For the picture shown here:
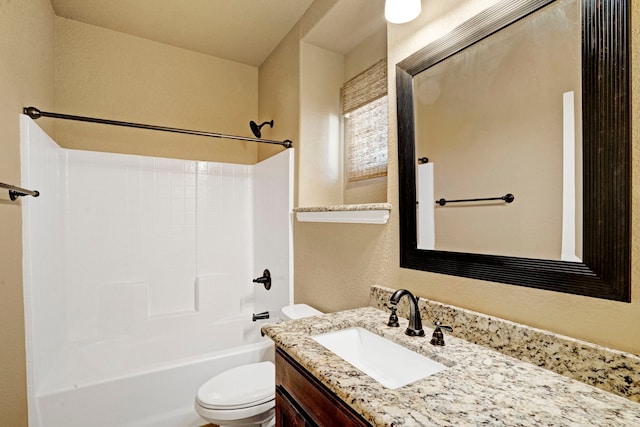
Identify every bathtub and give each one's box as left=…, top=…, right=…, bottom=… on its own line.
left=34, top=315, right=276, bottom=427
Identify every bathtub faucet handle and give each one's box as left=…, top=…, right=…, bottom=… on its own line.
left=253, top=269, right=271, bottom=290
left=252, top=311, right=270, bottom=322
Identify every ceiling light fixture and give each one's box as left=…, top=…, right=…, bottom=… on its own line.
left=385, top=0, right=422, bottom=24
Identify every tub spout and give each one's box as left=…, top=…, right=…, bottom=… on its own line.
left=252, top=311, right=270, bottom=322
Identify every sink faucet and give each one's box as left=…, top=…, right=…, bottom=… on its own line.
left=389, top=289, right=425, bottom=337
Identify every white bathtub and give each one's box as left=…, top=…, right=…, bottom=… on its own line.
left=34, top=316, right=276, bottom=427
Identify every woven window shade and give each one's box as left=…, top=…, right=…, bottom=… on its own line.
left=342, top=58, right=387, bottom=115
left=343, top=58, right=388, bottom=182
left=345, top=96, right=388, bottom=182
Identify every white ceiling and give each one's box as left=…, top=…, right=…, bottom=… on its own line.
left=50, top=0, right=316, bottom=67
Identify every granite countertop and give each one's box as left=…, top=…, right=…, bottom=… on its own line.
left=293, top=203, right=391, bottom=212
left=262, top=307, right=640, bottom=426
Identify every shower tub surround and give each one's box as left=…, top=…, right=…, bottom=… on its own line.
left=20, top=115, right=294, bottom=427
left=262, top=287, right=640, bottom=426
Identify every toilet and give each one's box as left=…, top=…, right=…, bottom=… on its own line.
left=194, top=304, right=322, bottom=426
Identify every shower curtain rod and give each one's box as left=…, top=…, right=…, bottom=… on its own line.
left=0, top=181, right=39, bottom=200
left=23, top=107, right=293, bottom=149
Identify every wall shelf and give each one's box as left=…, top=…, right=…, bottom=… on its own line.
left=294, top=203, right=391, bottom=224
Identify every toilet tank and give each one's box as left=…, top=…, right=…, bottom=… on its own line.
left=281, top=304, right=323, bottom=320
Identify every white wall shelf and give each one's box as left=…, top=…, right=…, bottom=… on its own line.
left=294, top=203, right=391, bottom=224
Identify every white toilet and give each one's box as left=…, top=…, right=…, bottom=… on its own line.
left=194, top=304, right=322, bottom=426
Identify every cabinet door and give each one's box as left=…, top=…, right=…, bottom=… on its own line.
left=276, top=386, right=314, bottom=427
left=275, top=349, right=370, bottom=427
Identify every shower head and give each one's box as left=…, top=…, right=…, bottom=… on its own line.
left=249, top=120, right=274, bottom=138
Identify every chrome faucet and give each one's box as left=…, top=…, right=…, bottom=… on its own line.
left=389, top=289, right=425, bottom=337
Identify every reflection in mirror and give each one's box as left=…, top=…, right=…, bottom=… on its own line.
left=414, top=0, right=582, bottom=261
left=396, top=0, right=630, bottom=301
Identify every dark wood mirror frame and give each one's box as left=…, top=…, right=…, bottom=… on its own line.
left=396, top=0, right=630, bottom=301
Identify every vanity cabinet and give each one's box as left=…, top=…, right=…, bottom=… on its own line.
left=275, top=348, right=371, bottom=427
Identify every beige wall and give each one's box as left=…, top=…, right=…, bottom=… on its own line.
left=292, top=23, right=392, bottom=309
left=0, top=1, right=55, bottom=425
left=256, top=0, right=396, bottom=310
left=344, top=29, right=387, bottom=81
left=55, top=17, right=259, bottom=164
left=299, top=42, right=344, bottom=206
left=257, top=25, right=301, bottom=174
left=294, top=2, right=640, bottom=355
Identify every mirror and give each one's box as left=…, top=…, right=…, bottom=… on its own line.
left=414, top=0, right=581, bottom=261
left=396, top=0, right=630, bottom=301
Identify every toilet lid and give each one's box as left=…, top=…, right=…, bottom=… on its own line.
left=196, top=361, right=275, bottom=410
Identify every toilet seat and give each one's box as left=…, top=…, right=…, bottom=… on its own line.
left=195, top=399, right=275, bottom=424
left=196, top=361, right=275, bottom=410
left=194, top=307, right=323, bottom=425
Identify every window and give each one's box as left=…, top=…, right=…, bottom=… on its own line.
left=342, top=58, right=388, bottom=182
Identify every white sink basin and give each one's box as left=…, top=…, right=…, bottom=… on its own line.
left=312, top=327, right=447, bottom=389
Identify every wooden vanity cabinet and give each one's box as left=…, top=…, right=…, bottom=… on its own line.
left=275, top=348, right=371, bottom=427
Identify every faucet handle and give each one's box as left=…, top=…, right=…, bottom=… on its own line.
left=252, top=269, right=271, bottom=290
left=430, top=321, right=453, bottom=346
left=433, top=320, right=452, bottom=332
left=386, top=304, right=400, bottom=327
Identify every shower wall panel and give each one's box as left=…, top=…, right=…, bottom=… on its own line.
left=62, top=152, right=253, bottom=342
left=253, top=149, right=294, bottom=314
left=20, top=115, right=68, bottom=417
